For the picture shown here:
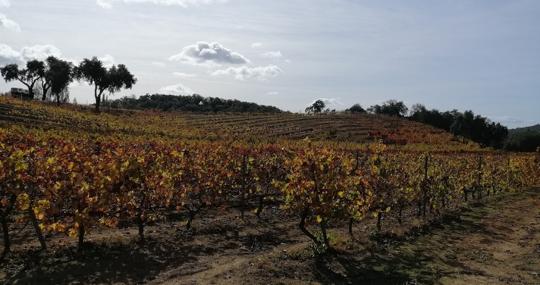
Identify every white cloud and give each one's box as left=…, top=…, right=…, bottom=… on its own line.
left=21, top=45, right=62, bottom=61
left=97, top=0, right=228, bottom=9
left=173, top=72, right=197, bottom=78
left=0, top=44, right=120, bottom=72
left=0, top=44, right=64, bottom=66
left=0, top=0, right=9, bottom=8
left=251, top=42, right=262, bottom=48
left=266, top=91, right=279, bottom=95
left=308, top=98, right=343, bottom=109
left=169, top=41, right=249, bottom=66
left=96, top=0, right=113, bottom=8
left=159, top=83, right=194, bottom=95
left=0, top=44, right=22, bottom=65
left=69, top=81, right=89, bottom=88
left=261, top=51, right=282, bottom=59
left=212, top=65, right=282, bottom=81
left=99, top=54, right=115, bottom=68
left=0, top=14, right=20, bottom=32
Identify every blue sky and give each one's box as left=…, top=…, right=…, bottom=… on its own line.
left=0, top=0, right=539, bottom=127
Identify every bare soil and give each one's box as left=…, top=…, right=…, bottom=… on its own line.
left=1, top=189, right=539, bottom=285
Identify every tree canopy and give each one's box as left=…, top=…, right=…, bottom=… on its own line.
left=46, top=57, right=74, bottom=104
left=368, top=100, right=408, bottom=117
left=107, top=94, right=282, bottom=113
left=74, top=57, right=136, bottom=112
left=305, top=100, right=326, bottom=114
left=345, top=104, right=366, bottom=114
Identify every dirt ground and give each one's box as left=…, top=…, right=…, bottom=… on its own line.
left=1, top=189, right=539, bottom=285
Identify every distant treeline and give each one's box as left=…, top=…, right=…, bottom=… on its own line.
left=408, top=104, right=508, bottom=149
left=108, top=94, right=282, bottom=113
left=340, top=100, right=538, bottom=152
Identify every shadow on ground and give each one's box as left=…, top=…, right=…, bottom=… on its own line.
left=310, top=202, right=506, bottom=285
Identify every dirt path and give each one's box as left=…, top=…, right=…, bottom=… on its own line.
left=153, top=190, right=540, bottom=285
left=1, top=190, right=539, bottom=284
left=434, top=191, right=540, bottom=284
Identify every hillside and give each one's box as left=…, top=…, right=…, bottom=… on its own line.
left=0, top=96, right=479, bottom=150
left=506, top=124, right=540, bottom=152
left=509, top=124, right=540, bottom=135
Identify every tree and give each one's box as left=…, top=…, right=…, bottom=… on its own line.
left=46, top=57, right=74, bottom=104
left=346, top=104, right=366, bottom=114
left=74, top=57, right=136, bottom=112
left=368, top=100, right=408, bottom=117
left=1, top=60, right=45, bottom=100
left=410, top=105, right=508, bottom=148
left=305, top=100, right=326, bottom=114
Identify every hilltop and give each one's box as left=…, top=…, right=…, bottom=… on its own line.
left=509, top=124, right=540, bottom=135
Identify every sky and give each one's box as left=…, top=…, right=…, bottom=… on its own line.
left=0, top=0, right=539, bottom=128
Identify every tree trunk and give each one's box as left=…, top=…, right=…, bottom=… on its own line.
left=95, top=96, right=101, bottom=112
left=255, top=195, right=264, bottom=219
left=348, top=218, right=354, bottom=240
left=376, top=212, right=383, bottom=232
left=239, top=155, right=247, bottom=219
left=41, top=86, right=49, bottom=101
left=137, top=202, right=145, bottom=243
left=398, top=205, right=403, bottom=225
left=299, top=208, right=320, bottom=247
left=422, top=198, right=427, bottom=218
left=186, top=208, right=197, bottom=231
left=26, top=81, right=36, bottom=100
left=94, top=86, right=102, bottom=112
left=477, top=156, right=483, bottom=200
left=78, top=223, right=85, bottom=253
left=28, top=207, right=47, bottom=251
left=319, top=221, right=329, bottom=249
left=137, top=217, right=145, bottom=244
left=0, top=194, right=15, bottom=260
left=442, top=195, right=447, bottom=209
left=1, top=217, right=10, bottom=260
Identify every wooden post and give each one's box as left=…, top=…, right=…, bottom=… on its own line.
left=477, top=156, right=483, bottom=200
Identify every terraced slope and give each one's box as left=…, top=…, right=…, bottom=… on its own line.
left=0, top=96, right=476, bottom=149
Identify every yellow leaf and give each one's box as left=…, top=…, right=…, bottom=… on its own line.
left=68, top=228, right=78, bottom=238
left=36, top=212, right=45, bottom=220
left=316, top=215, right=323, bottom=224
left=16, top=193, right=30, bottom=210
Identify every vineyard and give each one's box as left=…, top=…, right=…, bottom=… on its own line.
left=0, top=97, right=539, bottom=284
left=0, top=96, right=480, bottom=150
